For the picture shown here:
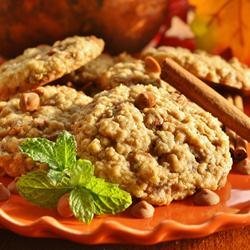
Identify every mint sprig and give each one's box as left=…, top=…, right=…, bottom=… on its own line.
left=20, top=138, right=58, bottom=169
left=20, top=131, right=77, bottom=172
left=70, top=159, right=94, bottom=186
left=70, top=188, right=95, bottom=223
left=16, top=170, right=72, bottom=208
left=54, top=131, right=77, bottom=170
left=17, top=131, right=132, bottom=223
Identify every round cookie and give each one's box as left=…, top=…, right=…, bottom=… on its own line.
left=68, top=53, right=115, bottom=86
left=99, top=58, right=161, bottom=90
left=0, top=36, right=104, bottom=100
left=142, top=46, right=250, bottom=91
left=67, top=52, right=157, bottom=91
left=73, top=84, right=232, bottom=205
left=0, top=85, right=92, bottom=177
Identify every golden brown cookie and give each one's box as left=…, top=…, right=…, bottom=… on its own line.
left=67, top=53, right=115, bottom=87
left=142, top=46, right=250, bottom=94
left=0, top=85, right=92, bottom=177
left=67, top=53, right=137, bottom=88
left=99, top=57, right=161, bottom=90
left=0, top=36, right=104, bottom=100
left=73, top=84, right=232, bottom=205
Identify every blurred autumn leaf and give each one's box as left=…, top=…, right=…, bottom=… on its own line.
left=155, top=0, right=195, bottom=50
left=190, top=0, right=250, bottom=65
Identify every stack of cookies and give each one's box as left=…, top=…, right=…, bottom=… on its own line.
left=0, top=36, right=249, bottom=206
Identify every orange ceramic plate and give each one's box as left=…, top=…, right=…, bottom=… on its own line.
left=0, top=103, right=250, bottom=245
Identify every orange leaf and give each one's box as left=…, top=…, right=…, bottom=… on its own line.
left=190, top=0, right=250, bottom=65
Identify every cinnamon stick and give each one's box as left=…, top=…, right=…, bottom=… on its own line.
left=233, top=95, right=248, bottom=161
left=225, top=95, right=236, bottom=156
left=224, top=95, right=248, bottom=161
left=226, top=128, right=237, bottom=156
left=161, top=58, right=250, bottom=142
left=234, top=95, right=244, bottom=110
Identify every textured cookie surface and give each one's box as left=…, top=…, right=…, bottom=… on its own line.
left=99, top=58, right=160, bottom=90
left=68, top=53, right=115, bottom=86
left=0, top=85, right=92, bottom=177
left=0, top=36, right=104, bottom=100
left=73, top=84, right=232, bottom=205
left=142, top=46, right=250, bottom=91
left=68, top=53, right=161, bottom=91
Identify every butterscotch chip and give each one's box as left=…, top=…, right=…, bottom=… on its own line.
left=73, top=84, right=232, bottom=205
left=193, top=189, right=220, bottom=206
left=130, top=200, right=155, bottom=218
left=135, top=92, right=156, bottom=109
left=20, top=92, right=40, bottom=112
left=142, top=46, right=250, bottom=91
left=0, top=85, right=92, bottom=177
left=57, top=193, right=73, bottom=218
left=0, top=36, right=104, bottom=100
left=144, top=56, right=161, bottom=74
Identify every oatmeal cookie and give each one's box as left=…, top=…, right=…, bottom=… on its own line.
left=142, top=46, right=250, bottom=92
left=0, top=85, right=92, bottom=177
left=67, top=52, right=161, bottom=92
left=73, top=84, right=232, bottom=205
left=0, top=36, right=104, bottom=100
left=67, top=52, right=143, bottom=89
left=69, top=53, right=115, bottom=86
left=99, top=57, right=161, bottom=90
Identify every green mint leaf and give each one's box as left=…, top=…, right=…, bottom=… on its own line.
left=16, top=170, right=72, bottom=208
left=47, top=170, right=67, bottom=185
left=69, top=188, right=95, bottom=224
left=70, top=159, right=94, bottom=186
left=85, top=177, right=132, bottom=215
left=20, top=131, right=78, bottom=183
left=20, top=138, right=58, bottom=170
left=54, top=131, right=77, bottom=171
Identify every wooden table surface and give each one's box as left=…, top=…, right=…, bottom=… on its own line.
left=0, top=227, right=249, bottom=250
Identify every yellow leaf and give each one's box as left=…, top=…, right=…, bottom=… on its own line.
left=190, top=0, right=250, bottom=64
